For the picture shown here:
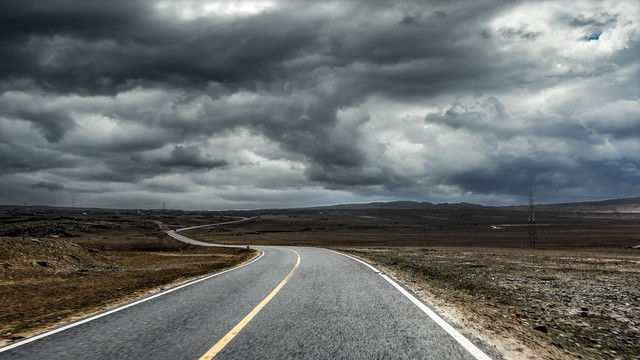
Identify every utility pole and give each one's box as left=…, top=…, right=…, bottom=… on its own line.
left=527, top=188, right=538, bottom=249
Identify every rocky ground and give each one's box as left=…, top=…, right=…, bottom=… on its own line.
left=349, top=248, right=640, bottom=360
left=2, top=204, right=639, bottom=359
left=178, top=209, right=640, bottom=359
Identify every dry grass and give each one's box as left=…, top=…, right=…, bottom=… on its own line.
left=182, top=214, right=640, bottom=359
left=0, top=215, right=258, bottom=346
left=347, top=247, right=640, bottom=360
left=2, top=207, right=639, bottom=359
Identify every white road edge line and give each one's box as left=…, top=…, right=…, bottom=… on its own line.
left=0, top=249, right=265, bottom=353
left=328, top=249, right=381, bottom=273
left=331, top=250, right=492, bottom=360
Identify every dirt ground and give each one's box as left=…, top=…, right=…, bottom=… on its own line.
left=180, top=208, right=640, bottom=360
left=1, top=203, right=639, bottom=359
left=0, top=214, right=257, bottom=347
left=348, top=247, right=640, bottom=360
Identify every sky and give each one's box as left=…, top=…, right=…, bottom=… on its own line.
left=0, top=0, right=639, bottom=210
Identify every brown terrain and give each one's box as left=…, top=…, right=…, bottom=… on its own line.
left=180, top=199, right=640, bottom=360
left=1, top=198, right=639, bottom=359
left=0, top=211, right=257, bottom=347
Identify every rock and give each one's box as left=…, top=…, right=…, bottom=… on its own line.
left=534, top=325, right=548, bottom=333
left=36, top=261, right=56, bottom=269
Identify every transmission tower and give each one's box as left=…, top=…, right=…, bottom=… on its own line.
left=527, top=188, right=538, bottom=249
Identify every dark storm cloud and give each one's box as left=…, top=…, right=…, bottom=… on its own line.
left=0, top=0, right=638, bottom=208
left=0, top=146, right=75, bottom=173
left=0, top=0, right=317, bottom=95
left=0, top=127, right=78, bottom=173
left=161, top=145, right=227, bottom=169
left=0, top=0, right=515, bottom=98
left=0, top=100, right=76, bottom=142
left=448, top=155, right=640, bottom=199
left=72, top=145, right=227, bottom=184
left=31, top=181, right=65, bottom=192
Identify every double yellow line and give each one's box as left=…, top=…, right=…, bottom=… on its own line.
left=199, top=249, right=301, bottom=359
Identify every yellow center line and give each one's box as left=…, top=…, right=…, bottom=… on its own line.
left=198, top=249, right=301, bottom=360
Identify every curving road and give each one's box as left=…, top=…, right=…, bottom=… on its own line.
left=0, top=224, right=493, bottom=359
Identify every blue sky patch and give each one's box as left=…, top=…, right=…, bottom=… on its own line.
left=584, top=31, right=602, bottom=41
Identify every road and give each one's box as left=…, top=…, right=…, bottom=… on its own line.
left=0, top=227, right=493, bottom=359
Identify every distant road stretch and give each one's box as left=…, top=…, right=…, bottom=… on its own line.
left=0, top=221, right=492, bottom=360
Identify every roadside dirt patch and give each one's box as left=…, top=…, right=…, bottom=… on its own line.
left=0, top=236, right=258, bottom=347
left=0, top=236, right=106, bottom=282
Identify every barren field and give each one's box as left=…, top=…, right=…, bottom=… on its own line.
left=0, top=212, right=257, bottom=346
left=1, top=201, right=639, bottom=359
left=180, top=204, right=640, bottom=360
left=349, top=248, right=640, bottom=360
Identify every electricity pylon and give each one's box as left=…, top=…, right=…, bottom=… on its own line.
left=527, top=188, right=538, bottom=249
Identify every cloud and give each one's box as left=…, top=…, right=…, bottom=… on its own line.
left=0, top=91, right=76, bottom=142
left=31, top=181, right=65, bottom=192
left=161, top=145, right=227, bottom=169
left=580, top=99, right=640, bottom=138
left=0, top=0, right=638, bottom=209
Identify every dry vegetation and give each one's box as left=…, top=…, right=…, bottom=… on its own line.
left=1, top=201, right=639, bottom=359
left=348, top=248, right=640, bottom=360
left=180, top=204, right=640, bottom=360
left=0, top=212, right=257, bottom=346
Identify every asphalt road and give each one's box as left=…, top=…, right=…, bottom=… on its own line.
left=1, top=232, right=493, bottom=359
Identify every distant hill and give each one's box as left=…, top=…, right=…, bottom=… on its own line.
left=309, top=197, right=640, bottom=213
left=310, top=201, right=435, bottom=210
left=507, top=197, right=640, bottom=213
left=307, top=201, right=486, bottom=210
left=2, top=197, right=638, bottom=214
left=534, top=197, right=640, bottom=213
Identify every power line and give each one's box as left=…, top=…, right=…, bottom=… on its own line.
left=536, top=195, right=634, bottom=199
